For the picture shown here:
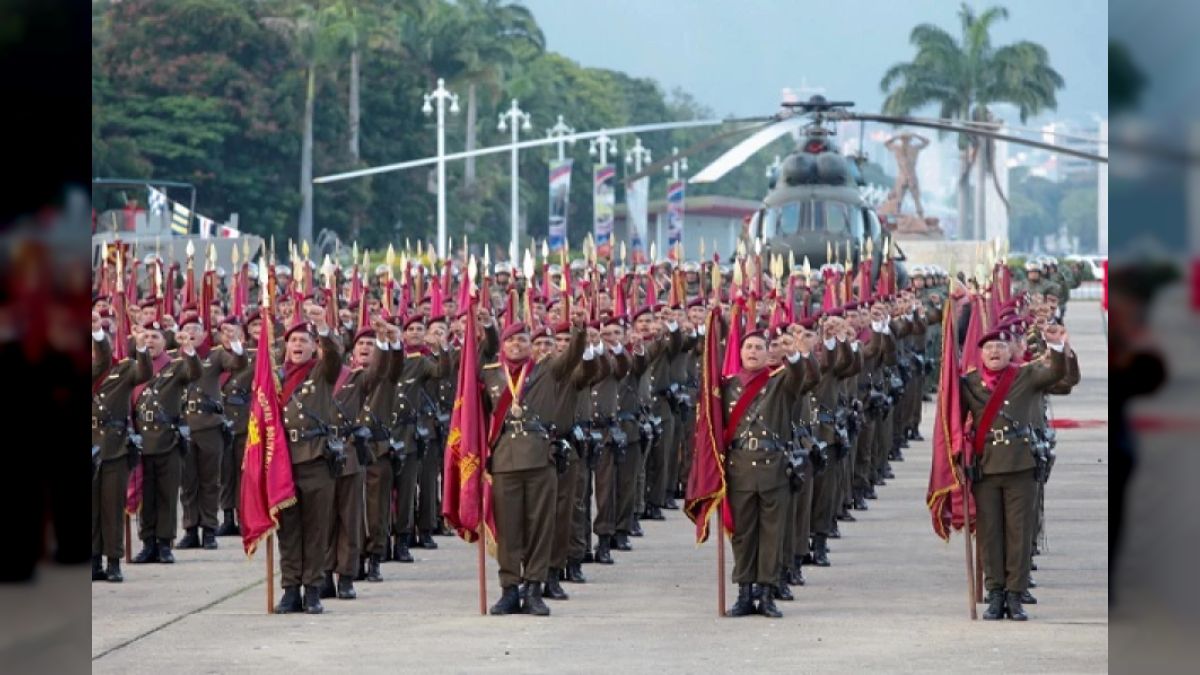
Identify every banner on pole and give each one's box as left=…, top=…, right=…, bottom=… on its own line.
left=627, top=177, right=650, bottom=264
left=667, top=180, right=685, bottom=258
left=593, top=164, right=615, bottom=259
left=171, top=201, right=191, bottom=235
left=547, top=159, right=573, bottom=253
left=198, top=216, right=214, bottom=239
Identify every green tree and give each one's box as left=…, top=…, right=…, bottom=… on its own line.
left=1059, top=186, right=1098, bottom=252
left=880, top=3, right=1064, bottom=239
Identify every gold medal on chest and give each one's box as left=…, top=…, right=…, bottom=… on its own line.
left=510, top=403, right=524, bottom=419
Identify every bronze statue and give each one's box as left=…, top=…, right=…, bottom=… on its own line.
left=884, top=132, right=929, bottom=218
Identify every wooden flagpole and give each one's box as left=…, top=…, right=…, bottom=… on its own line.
left=960, top=468, right=978, bottom=619
left=716, top=504, right=727, bottom=617
left=975, top=536, right=984, bottom=603
left=266, top=534, right=275, bottom=613
left=477, top=532, right=487, bottom=615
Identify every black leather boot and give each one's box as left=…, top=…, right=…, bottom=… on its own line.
left=1006, top=591, right=1028, bottom=620
left=394, top=534, right=414, bottom=563
left=811, top=535, right=831, bottom=567
left=910, top=429, right=924, bottom=442
left=489, top=585, right=522, bottom=615
left=1019, top=589, right=1038, bottom=605
left=649, top=505, right=665, bottom=521
left=852, top=489, right=869, bottom=511
left=544, top=569, right=569, bottom=600
left=202, top=528, right=218, bottom=550
left=336, top=575, right=357, bottom=600
left=982, top=589, right=1006, bottom=620
left=303, top=585, right=324, bottom=614
left=355, top=557, right=367, bottom=581
left=523, top=582, right=551, bottom=616
left=630, top=518, right=644, bottom=537
left=829, top=523, right=841, bottom=539
left=1028, top=576, right=1038, bottom=588
left=319, top=572, right=336, bottom=599
left=177, top=527, right=200, bottom=549
left=865, top=484, right=879, bottom=499
left=156, top=538, right=175, bottom=563
left=216, top=510, right=239, bottom=536
left=366, top=554, right=383, bottom=582
left=132, top=539, right=158, bottom=564
left=594, top=537, right=614, bottom=564
left=882, top=465, right=896, bottom=479
left=837, top=505, right=856, bottom=522
left=420, top=532, right=438, bottom=549
left=728, top=583, right=755, bottom=617
left=792, top=565, right=805, bottom=586
left=758, top=585, right=783, bottom=618
left=662, top=498, right=679, bottom=510
left=775, top=571, right=794, bottom=601
left=566, top=560, right=587, bottom=583
left=92, top=555, right=106, bottom=581
left=582, top=550, right=594, bottom=564
left=105, top=557, right=124, bottom=583
left=614, top=532, right=632, bottom=551
left=274, top=586, right=302, bottom=613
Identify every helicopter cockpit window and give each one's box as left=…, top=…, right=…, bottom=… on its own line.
left=819, top=200, right=853, bottom=235
left=777, top=202, right=802, bottom=235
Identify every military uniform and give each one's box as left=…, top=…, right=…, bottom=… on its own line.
left=807, top=337, right=852, bottom=565
left=357, top=338, right=404, bottom=580
left=132, top=345, right=202, bottom=561
left=219, top=345, right=257, bottom=535
left=961, top=344, right=1067, bottom=619
left=586, top=345, right=631, bottom=562
left=180, top=340, right=246, bottom=548
left=91, top=332, right=152, bottom=579
left=639, top=325, right=683, bottom=517
left=277, top=329, right=343, bottom=613
left=481, top=326, right=594, bottom=615
left=724, top=352, right=815, bottom=617
left=323, top=337, right=391, bottom=599
left=614, top=343, right=650, bottom=545
left=388, top=346, right=449, bottom=562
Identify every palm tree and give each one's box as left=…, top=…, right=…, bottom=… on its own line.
left=880, top=3, right=1064, bottom=239
left=262, top=0, right=355, bottom=246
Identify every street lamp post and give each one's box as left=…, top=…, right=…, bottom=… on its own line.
left=588, top=131, right=618, bottom=166
left=547, top=115, right=575, bottom=161
left=498, top=99, right=532, bottom=263
left=423, top=78, right=459, bottom=258
left=663, top=147, right=689, bottom=257
left=665, top=146, right=689, bottom=182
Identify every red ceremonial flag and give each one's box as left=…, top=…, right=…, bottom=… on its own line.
left=926, top=300, right=973, bottom=539
left=442, top=296, right=497, bottom=548
left=721, top=300, right=743, bottom=378
left=960, top=295, right=985, bottom=375
left=684, top=307, right=727, bottom=543
left=238, top=308, right=297, bottom=556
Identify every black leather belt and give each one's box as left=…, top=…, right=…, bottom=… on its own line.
left=225, top=392, right=249, bottom=406
left=288, top=427, right=331, bottom=443
left=981, top=427, right=1026, bottom=446
left=731, top=437, right=783, bottom=452
left=91, top=417, right=127, bottom=431
left=186, top=398, right=224, bottom=415
left=816, top=411, right=836, bottom=425
left=504, top=420, right=549, bottom=435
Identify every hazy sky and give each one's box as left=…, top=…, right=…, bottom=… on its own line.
left=520, top=0, right=1108, bottom=126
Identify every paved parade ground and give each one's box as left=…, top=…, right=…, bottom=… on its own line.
left=91, top=304, right=1108, bottom=674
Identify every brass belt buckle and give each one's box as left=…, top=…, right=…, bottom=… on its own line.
left=748, top=437, right=759, bottom=451
left=91, top=417, right=99, bottom=429
left=289, top=429, right=299, bottom=443
left=143, top=411, right=154, bottom=423
left=991, top=428, right=1005, bottom=444
left=187, top=401, right=198, bottom=413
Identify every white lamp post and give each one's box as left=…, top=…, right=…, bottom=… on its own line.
left=498, top=99, right=532, bottom=263
left=665, top=146, right=689, bottom=181
left=422, top=78, right=459, bottom=258
left=547, top=115, right=575, bottom=161
left=588, top=131, right=617, bottom=165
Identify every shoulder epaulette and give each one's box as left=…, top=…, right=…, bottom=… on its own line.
left=483, top=362, right=502, bottom=370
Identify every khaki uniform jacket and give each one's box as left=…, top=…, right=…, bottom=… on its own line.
left=92, top=335, right=153, bottom=460
left=184, top=343, right=247, bottom=433
left=134, top=348, right=203, bottom=455
left=282, top=332, right=345, bottom=465
left=723, top=356, right=818, bottom=493
left=481, top=327, right=594, bottom=473
left=961, top=348, right=1067, bottom=476
left=222, top=346, right=257, bottom=435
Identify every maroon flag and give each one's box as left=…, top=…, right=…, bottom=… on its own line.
left=926, top=300, right=973, bottom=539
left=442, top=295, right=496, bottom=548
left=239, top=307, right=297, bottom=556
left=684, top=307, right=727, bottom=544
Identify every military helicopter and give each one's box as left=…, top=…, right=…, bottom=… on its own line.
left=622, top=94, right=1109, bottom=287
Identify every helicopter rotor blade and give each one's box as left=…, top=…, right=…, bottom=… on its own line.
left=689, top=116, right=809, bottom=184
left=621, top=119, right=776, bottom=185
left=843, top=113, right=1108, bottom=163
